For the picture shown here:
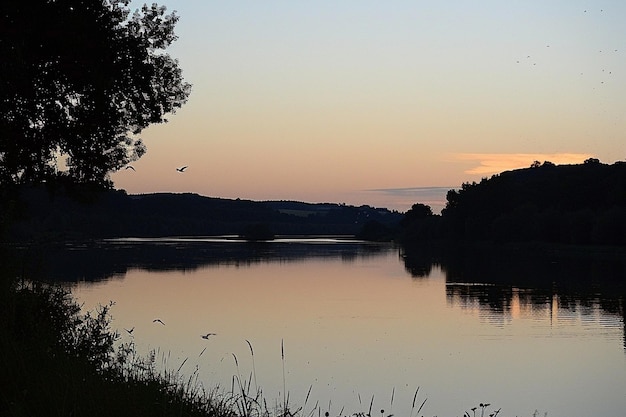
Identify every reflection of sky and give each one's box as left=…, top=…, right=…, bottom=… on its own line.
left=71, top=246, right=626, bottom=417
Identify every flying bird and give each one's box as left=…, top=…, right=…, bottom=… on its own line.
left=125, top=327, right=135, bottom=334
left=125, top=165, right=135, bottom=171
left=176, top=166, right=188, bottom=172
left=201, top=333, right=217, bottom=339
left=153, top=319, right=165, bottom=325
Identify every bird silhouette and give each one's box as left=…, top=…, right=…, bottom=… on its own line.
left=125, top=327, right=135, bottom=334
left=153, top=319, right=165, bottom=325
left=176, top=166, right=188, bottom=172
left=201, top=333, right=217, bottom=339
left=125, top=165, right=135, bottom=171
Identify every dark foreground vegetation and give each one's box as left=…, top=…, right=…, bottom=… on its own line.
left=0, top=253, right=218, bottom=417
left=2, top=248, right=340, bottom=417
left=2, top=247, right=512, bottom=417
left=398, top=159, right=626, bottom=246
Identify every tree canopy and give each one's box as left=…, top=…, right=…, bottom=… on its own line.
left=0, top=0, right=191, bottom=188
left=398, top=161, right=626, bottom=246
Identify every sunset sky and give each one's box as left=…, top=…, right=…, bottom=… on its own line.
left=112, top=1, right=626, bottom=212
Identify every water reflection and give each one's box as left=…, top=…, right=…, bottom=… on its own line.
left=15, top=239, right=626, bottom=349
left=17, top=237, right=393, bottom=283
left=401, top=243, right=626, bottom=350
left=11, top=238, right=625, bottom=416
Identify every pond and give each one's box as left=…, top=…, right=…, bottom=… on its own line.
left=35, top=238, right=626, bottom=417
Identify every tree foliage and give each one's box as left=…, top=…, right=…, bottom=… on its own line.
left=401, top=202, right=433, bottom=223
left=0, top=0, right=191, bottom=187
left=400, top=161, right=626, bottom=246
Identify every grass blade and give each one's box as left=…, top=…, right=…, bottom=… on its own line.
left=416, top=398, right=427, bottom=415
left=176, top=357, right=188, bottom=373
left=410, top=387, right=420, bottom=417
left=304, top=384, right=312, bottom=408
left=281, top=339, right=287, bottom=415
left=246, top=339, right=258, bottom=391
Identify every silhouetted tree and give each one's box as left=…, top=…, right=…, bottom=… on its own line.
left=401, top=203, right=433, bottom=223
left=397, top=203, right=442, bottom=242
left=427, top=161, right=626, bottom=245
left=356, top=220, right=394, bottom=241
left=0, top=0, right=191, bottom=188
left=240, top=223, right=275, bottom=241
left=592, top=207, right=626, bottom=245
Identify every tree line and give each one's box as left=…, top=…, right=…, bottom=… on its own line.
left=398, top=159, right=626, bottom=246
left=1, top=187, right=403, bottom=241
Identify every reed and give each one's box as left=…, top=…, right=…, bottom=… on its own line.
left=281, top=338, right=288, bottom=417
left=463, top=403, right=502, bottom=417
left=1, top=272, right=524, bottom=417
left=246, top=339, right=258, bottom=391
left=0, top=279, right=232, bottom=416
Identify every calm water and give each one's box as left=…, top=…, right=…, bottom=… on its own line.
left=40, top=238, right=625, bottom=417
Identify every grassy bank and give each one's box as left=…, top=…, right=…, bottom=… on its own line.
left=0, top=278, right=234, bottom=417
left=1, top=249, right=512, bottom=417
left=0, top=241, right=252, bottom=417
left=0, top=265, right=357, bottom=417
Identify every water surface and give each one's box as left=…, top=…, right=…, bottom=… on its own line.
left=49, top=238, right=625, bottom=417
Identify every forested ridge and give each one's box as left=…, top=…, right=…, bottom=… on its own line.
left=399, top=160, right=626, bottom=246
left=2, top=160, right=625, bottom=245
left=0, top=185, right=402, bottom=241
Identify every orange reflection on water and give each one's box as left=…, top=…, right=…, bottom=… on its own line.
left=72, top=246, right=626, bottom=417
left=74, top=251, right=454, bottom=413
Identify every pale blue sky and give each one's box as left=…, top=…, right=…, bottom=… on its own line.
left=114, top=1, right=626, bottom=211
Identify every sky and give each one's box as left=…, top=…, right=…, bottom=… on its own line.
left=111, top=1, right=626, bottom=212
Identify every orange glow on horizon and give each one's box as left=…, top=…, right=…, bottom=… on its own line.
left=449, top=152, right=595, bottom=176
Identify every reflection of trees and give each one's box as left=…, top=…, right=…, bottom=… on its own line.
left=447, top=284, right=625, bottom=350
left=398, top=244, right=441, bottom=278
left=10, top=240, right=394, bottom=283
left=401, top=243, right=626, bottom=345
left=446, top=284, right=623, bottom=324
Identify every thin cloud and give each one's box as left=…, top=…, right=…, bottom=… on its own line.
left=364, top=186, right=455, bottom=213
left=450, top=153, right=594, bottom=175
left=367, top=186, right=455, bottom=196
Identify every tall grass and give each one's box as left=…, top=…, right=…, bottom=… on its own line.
left=0, top=274, right=237, bottom=417
left=0, top=254, right=515, bottom=417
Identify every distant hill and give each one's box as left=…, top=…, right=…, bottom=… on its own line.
left=399, top=160, right=626, bottom=246
left=5, top=160, right=623, bottom=245
left=0, top=187, right=403, bottom=242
